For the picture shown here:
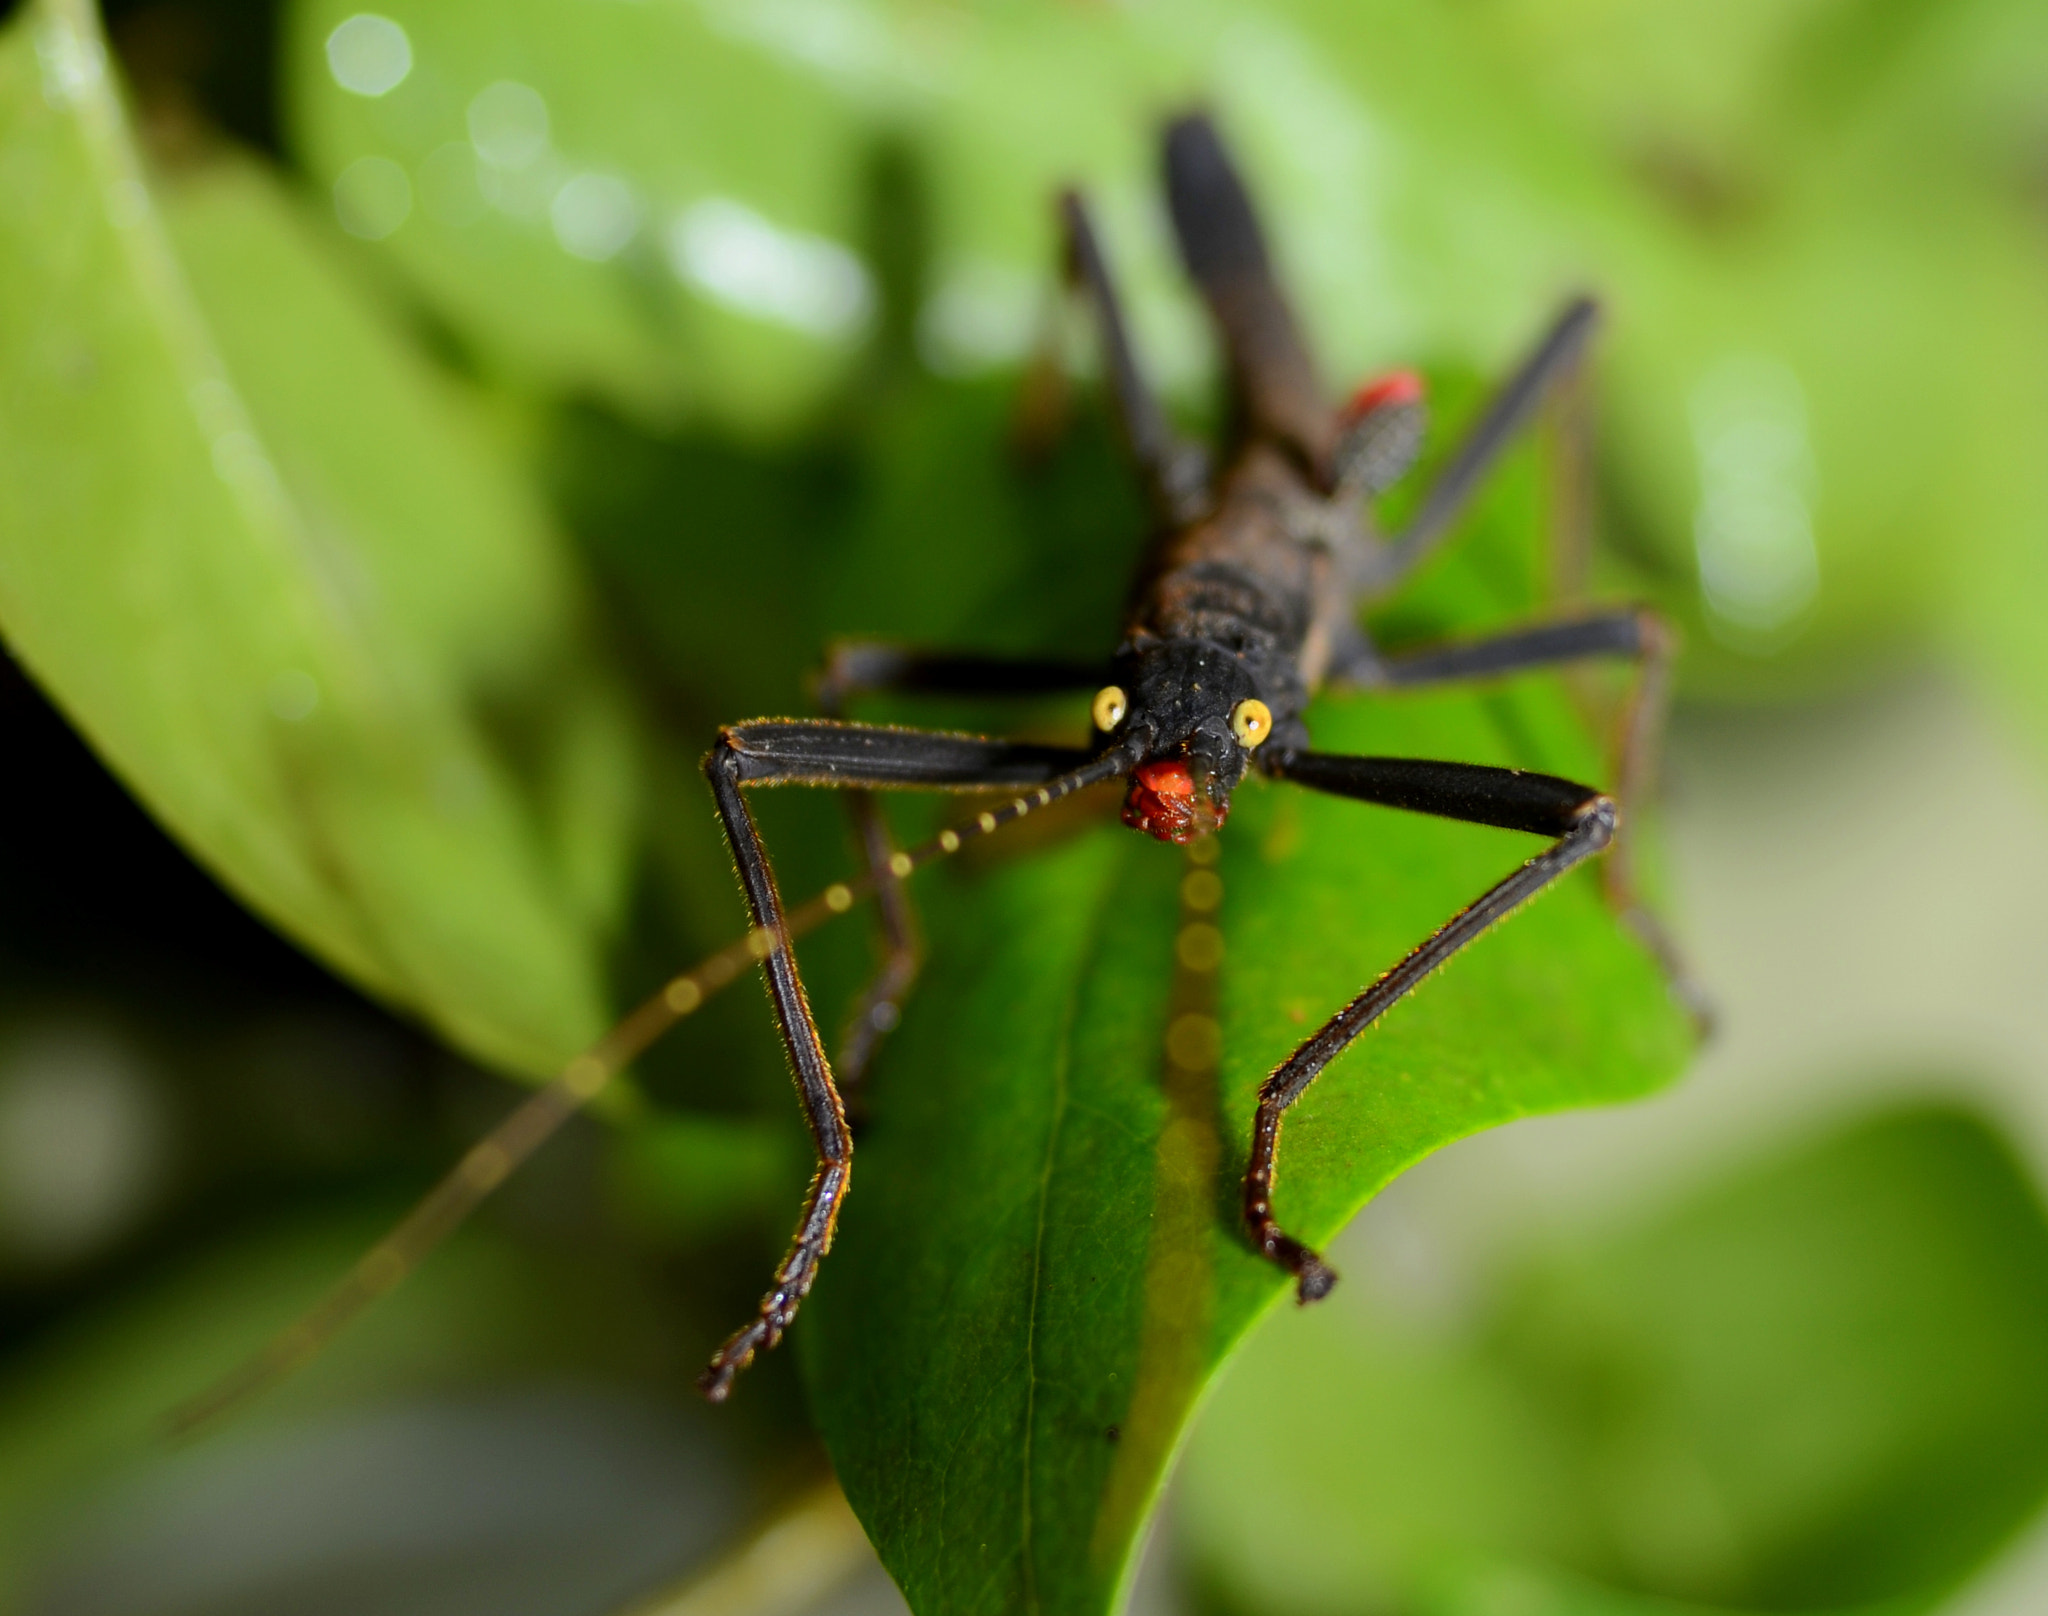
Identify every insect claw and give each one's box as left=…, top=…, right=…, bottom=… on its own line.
left=698, top=1364, right=738, bottom=1404
left=699, top=1328, right=762, bottom=1403
left=1294, top=1254, right=1338, bottom=1304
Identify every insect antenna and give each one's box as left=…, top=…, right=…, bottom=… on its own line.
left=165, top=873, right=883, bottom=1438
left=165, top=754, right=1130, bottom=1438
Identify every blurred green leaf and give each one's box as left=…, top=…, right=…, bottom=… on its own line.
left=1182, top=1104, right=2048, bottom=1616
left=0, top=1198, right=671, bottom=1611
left=293, top=0, right=2048, bottom=721
left=281, top=0, right=1651, bottom=430
left=0, top=0, right=652, bottom=1077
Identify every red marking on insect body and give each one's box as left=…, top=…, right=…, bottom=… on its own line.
left=1345, top=369, right=1424, bottom=418
left=1123, top=759, right=1227, bottom=844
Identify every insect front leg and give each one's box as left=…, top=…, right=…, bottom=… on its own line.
left=700, top=741, right=855, bottom=1401
left=1245, top=753, right=1620, bottom=1298
left=699, top=720, right=1118, bottom=1399
left=1330, top=608, right=1707, bottom=1028
left=815, top=645, right=1109, bottom=1092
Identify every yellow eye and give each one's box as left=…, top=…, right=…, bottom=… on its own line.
left=1092, top=685, right=1129, bottom=732
left=1230, top=698, right=1273, bottom=748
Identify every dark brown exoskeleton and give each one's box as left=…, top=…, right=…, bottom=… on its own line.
left=697, top=114, right=1703, bottom=1400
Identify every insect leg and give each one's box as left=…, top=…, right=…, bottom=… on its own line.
left=816, top=643, right=1108, bottom=712
left=1162, top=112, right=1333, bottom=475
left=1330, top=609, right=1707, bottom=1028
left=1058, top=191, right=1211, bottom=526
left=1245, top=752, right=1617, bottom=1299
left=815, top=646, right=1109, bottom=1090
left=701, top=721, right=1125, bottom=1399
left=1373, top=297, right=1602, bottom=591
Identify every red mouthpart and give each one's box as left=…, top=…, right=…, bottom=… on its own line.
left=1345, top=369, right=1424, bottom=419
left=1122, top=760, right=1226, bottom=844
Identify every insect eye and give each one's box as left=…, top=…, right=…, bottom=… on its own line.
left=1092, top=685, right=1129, bottom=732
left=1230, top=698, right=1273, bottom=748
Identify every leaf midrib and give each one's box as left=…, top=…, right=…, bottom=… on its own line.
left=1018, top=838, right=1130, bottom=1614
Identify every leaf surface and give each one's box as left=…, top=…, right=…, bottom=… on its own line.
left=0, top=0, right=647, bottom=1075
left=797, top=411, right=1694, bottom=1612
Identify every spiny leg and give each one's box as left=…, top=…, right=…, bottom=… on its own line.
left=1329, top=608, right=1707, bottom=1028
left=814, top=644, right=1109, bottom=1092
left=700, top=720, right=1128, bottom=1399
left=1244, top=753, right=1619, bottom=1298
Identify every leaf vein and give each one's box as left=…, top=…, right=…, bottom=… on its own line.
left=1019, top=847, right=1124, bottom=1611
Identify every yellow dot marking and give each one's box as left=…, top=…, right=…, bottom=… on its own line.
left=665, top=978, right=703, bottom=1014
left=978, top=811, right=998, bottom=834
left=1165, top=1012, right=1222, bottom=1070
left=1176, top=922, right=1224, bottom=972
left=889, top=851, right=914, bottom=879
left=1091, top=684, right=1128, bottom=732
left=1012, top=798, right=1030, bottom=816
left=1230, top=697, right=1273, bottom=748
left=939, top=829, right=962, bottom=854
left=747, top=926, right=777, bottom=959
left=564, top=1055, right=608, bottom=1098
left=824, top=883, right=854, bottom=913
left=460, top=1141, right=512, bottom=1189
left=1181, top=869, right=1223, bottom=912
left=1036, top=788, right=1052, bottom=807
left=1186, top=837, right=1220, bottom=866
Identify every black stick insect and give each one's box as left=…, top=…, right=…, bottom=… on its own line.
left=173, top=112, right=1700, bottom=1433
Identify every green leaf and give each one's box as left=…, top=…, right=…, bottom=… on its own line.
left=285, top=0, right=889, bottom=434
left=1180, top=1104, right=2048, bottom=1616
left=787, top=406, right=1690, bottom=1610
left=279, top=0, right=1656, bottom=431
left=0, top=0, right=648, bottom=1076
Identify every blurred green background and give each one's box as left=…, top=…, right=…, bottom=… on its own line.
left=3, top=0, right=2048, bottom=1613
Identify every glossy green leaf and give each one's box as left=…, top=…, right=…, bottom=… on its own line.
left=779, top=400, right=1691, bottom=1611
left=1181, top=1105, right=2048, bottom=1616
left=0, top=0, right=647, bottom=1076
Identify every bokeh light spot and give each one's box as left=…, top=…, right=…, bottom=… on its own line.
left=551, top=173, right=641, bottom=262
left=668, top=197, right=872, bottom=340
left=324, top=14, right=412, bottom=99
left=333, top=155, right=413, bottom=240
left=467, top=81, right=550, bottom=171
